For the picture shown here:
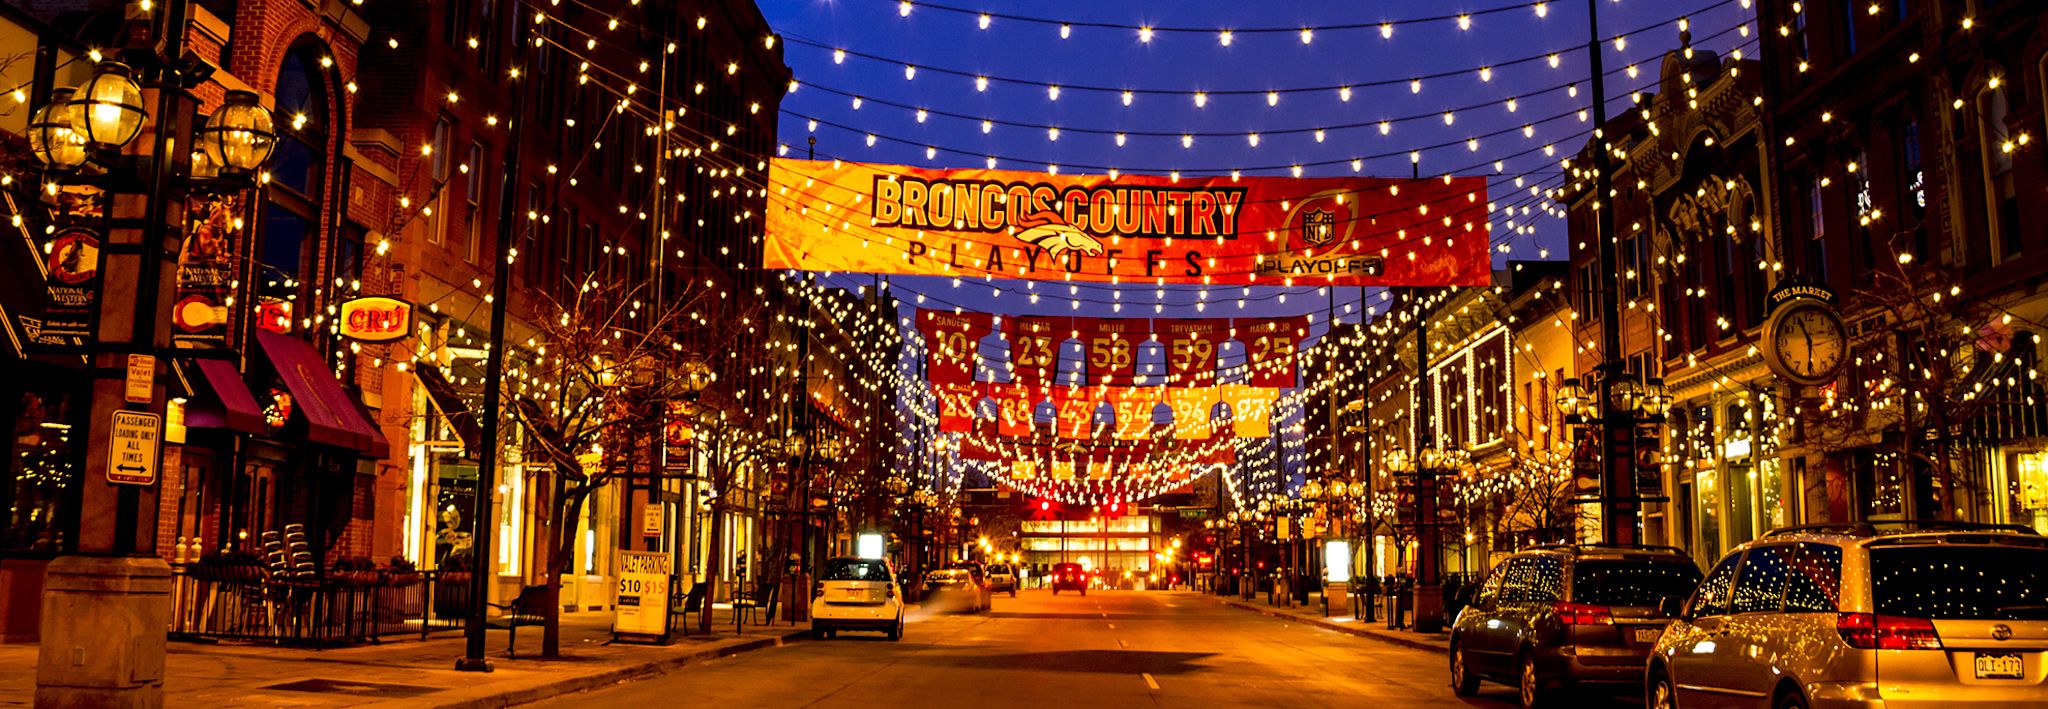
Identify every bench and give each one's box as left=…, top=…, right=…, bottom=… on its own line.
left=486, top=585, right=547, bottom=656
left=669, top=581, right=709, bottom=634
left=731, top=580, right=779, bottom=627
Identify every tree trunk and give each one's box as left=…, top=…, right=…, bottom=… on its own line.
left=699, top=505, right=725, bottom=635
left=543, top=484, right=592, bottom=658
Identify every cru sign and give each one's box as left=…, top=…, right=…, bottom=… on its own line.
left=338, top=297, right=413, bottom=343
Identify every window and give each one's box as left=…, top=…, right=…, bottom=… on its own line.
left=1979, top=86, right=2021, bottom=260
left=1731, top=544, right=1792, bottom=613
left=1782, top=542, right=1843, bottom=612
left=1805, top=174, right=1830, bottom=284
left=1571, top=559, right=1703, bottom=607
left=1690, top=551, right=1743, bottom=616
left=1872, top=546, right=2048, bottom=619
left=1502, top=555, right=1564, bottom=603
left=2, top=384, right=84, bottom=551
left=431, top=117, right=451, bottom=184
left=1852, top=149, right=1877, bottom=276
left=263, top=44, right=329, bottom=307
left=1839, top=0, right=1858, bottom=57
left=1893, top=114, right=1927, bottom=258
left=336, top=222, right=366, bottom=287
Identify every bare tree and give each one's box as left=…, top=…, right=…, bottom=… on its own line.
left=1786, top=240, right=2046, bottom=521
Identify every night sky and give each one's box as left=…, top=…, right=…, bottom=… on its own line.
left=757, top=0, right=1761, bottom=495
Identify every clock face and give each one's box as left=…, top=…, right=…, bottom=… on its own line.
left=1770, top=302, right=1847, bottom=382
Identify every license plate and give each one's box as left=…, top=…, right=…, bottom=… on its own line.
left=1633, top=628, right=1663, bottom=643
left=1975, top=653, right=2024, bottom=680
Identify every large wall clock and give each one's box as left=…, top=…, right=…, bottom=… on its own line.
left=1763, top=297, right=1848, bottom=386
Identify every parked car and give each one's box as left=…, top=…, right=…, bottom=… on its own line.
left=811, top=557, right=904, bottom=640
left=1449, top=543, right=1703, bottom=708
left=1648, top=521, right=2048, bottom=709
left=1051, top=562, right=1089, bottom=595
left=985, top=563, right=1018, bottom=597
left=923, top=569, right=988, bottom=612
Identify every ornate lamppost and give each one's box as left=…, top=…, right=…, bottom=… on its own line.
left=1556, top=371, right=1672, bottom=543
left=25, top=16, right=277, bottom=700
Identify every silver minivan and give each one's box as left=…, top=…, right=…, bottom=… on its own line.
left=1647, top=521, right=2048, bottom=708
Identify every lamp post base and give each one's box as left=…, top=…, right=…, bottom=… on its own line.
left=453, top=657, right=495, bottom=672
left=35, top=555, right=173, bottom=709
left=1410, top=583, right=1444, bottom=633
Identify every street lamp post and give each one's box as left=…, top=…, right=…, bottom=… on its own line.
left=26, top=1, right=278, bottom=701
left=1556, top=371, right=1672, bottom=543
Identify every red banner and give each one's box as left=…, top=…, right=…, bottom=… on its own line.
left=765, top=159, right=1491, bottom=286
left=988, top=382, right=1042, bottom=437
left=1053, top=385, right=1103, bottom=439
left=1160, top=319, right=1228, bottom=388
left=917, top=310, right=990, bottom=385
left=933, top=382, right=981, bottom=432
left=1005, top=316, right=1069, bottom=387
left=1077, top=317, right=1147, bottom=386
left=1109, top=387, right=1162, bottom=440
left=1239, top=317, right=1308, bottom=387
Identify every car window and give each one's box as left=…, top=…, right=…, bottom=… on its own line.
left=1691, top=551, right=1743, bottom=617
left=822, top=559, right=892, bottom=582
left=1782, top=543, right=1844, bottom=612
left=1571, top=558, right=1703, bottom=607
left=1871, top=545, right=2048, bottom=620
left=1476, top=563, right=1510, bottom=604
left=1501, top=555, right=1563, bottom=603
left=1731, top=544, right=1794, bottom=614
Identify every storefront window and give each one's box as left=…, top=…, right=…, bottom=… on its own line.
left=3, top=387, right=82, bottom=551
left=1859, top=448, right=1906, bottom=519
left=2012, top=452, right=2048, bottom=534
left=1697, top=468, right=1721, bottom=561
left=435, top=459, right=478, bottom=570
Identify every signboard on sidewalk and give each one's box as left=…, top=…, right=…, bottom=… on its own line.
left=613, top=550, right=671, bottom=639
left=107, top=411, right=161, bottom=485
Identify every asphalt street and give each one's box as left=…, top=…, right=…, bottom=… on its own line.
left=539, top=589, right=1614, bottom=708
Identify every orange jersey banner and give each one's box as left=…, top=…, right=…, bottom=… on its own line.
left=764, top=159, right=1490, bottom=286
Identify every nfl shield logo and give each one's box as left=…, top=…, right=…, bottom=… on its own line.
left=1301, top=208, right=1336, bottom=246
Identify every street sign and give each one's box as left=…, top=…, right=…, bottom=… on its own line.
left=107, top=411, right=161, bottom=485
left=613, top=550, right=671, bottom=639
left=124, top=354, right=154, bottom=404
left=641, top=502, right=663, bottom=537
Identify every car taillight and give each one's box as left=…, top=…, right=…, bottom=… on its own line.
left=886, top=584, right=897, bottom=599
left=1554, top=602, right=1613, bottom=625
left=1837, top=613, right=1942, bottom=650
left=813, top=581, right=823, bottom=597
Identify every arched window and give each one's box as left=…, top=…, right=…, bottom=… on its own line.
left=259, top=44, right=330, bottom=309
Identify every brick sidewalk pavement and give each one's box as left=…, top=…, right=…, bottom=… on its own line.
left=0, top=609, right=809, bottom=708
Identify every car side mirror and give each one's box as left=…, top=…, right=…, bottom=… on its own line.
left=1658, top=595, right=1686, bottom=618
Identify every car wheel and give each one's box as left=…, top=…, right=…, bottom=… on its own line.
left=1010, top=590, right=1017, bottom=598
left=1773, top=689, right=1808, bottom=709
left=1646, top=666, right=1677, bottom=709
left=1449, top=642, right=1480, bottom=696
left=1518, top=651, right=1548, bottom=708
left=1080, top=587, right=1087, bottom=596
left=812, top=624, right=829, bottom=639
left=887, top=620, right=902, bottom=641
left=1052, top=587, right=1059, bottom=596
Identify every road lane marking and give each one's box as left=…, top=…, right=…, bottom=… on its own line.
left=1141, top=673, right=1160, bottom=690
left=1107, top=623, right=1115, bottom=629
left=1117, top=639, right=1128, bottom=649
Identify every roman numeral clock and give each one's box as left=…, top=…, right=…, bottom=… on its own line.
left=1762, top=282, right=1850, bottom=387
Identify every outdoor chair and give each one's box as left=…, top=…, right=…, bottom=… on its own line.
left=731, top=580, right=779, bottom=627
left=486, top=585, right=548, bottom=656
left=670, top=581, right=709, bottom=634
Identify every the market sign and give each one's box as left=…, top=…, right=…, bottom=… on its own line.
left=338, top=297, right=413, bottom=343
left=764, top=159, right=1491, bottom=286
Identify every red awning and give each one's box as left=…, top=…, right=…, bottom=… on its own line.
left=177, top=358, right=267, bottom=435
left=255, top=330, right=388, bottom=458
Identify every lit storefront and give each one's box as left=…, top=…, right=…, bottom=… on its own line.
left=1019, top=515, right=1156, bottom=575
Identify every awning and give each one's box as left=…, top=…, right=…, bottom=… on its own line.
left=173, top=358, right=267, bottom=435
left=255, top=329, right=389, bottom=458
left=414, top=363, right=481, bottom=461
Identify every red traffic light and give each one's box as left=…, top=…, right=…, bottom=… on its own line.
left=1039, top=500, right=1051, bottom=511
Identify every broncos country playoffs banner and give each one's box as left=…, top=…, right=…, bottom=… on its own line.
left=764, top=159, right=1491, bottom=286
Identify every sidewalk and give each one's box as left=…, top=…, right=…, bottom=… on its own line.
left=1215, top=593, right=1451, bottom=654
left=0, top=609, right=809, bottom=708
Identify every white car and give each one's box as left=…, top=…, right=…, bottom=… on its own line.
left=811, top=557, right=904, bottom=640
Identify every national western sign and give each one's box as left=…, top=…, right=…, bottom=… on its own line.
left=338, top=297, right=413, bottom=343
left=764, top=160, right=1490, bottom=286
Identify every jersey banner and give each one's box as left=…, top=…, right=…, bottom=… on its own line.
left=1240, top=317, right=1309, bottom=388
left=765, top=159, right=1491, bottom=286
left=916, top=309, right=991, bottom=385
left=1005, top=316, right=1069, bottom=387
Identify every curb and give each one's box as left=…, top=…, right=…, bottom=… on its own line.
left=1217, top=598, right=1449, bottom=654
left=432, top=628, right=812, bottom=708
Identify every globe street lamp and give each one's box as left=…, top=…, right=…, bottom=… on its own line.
left=196, top=91, right=278, bottom=175
left=73, top=61, right=147, bottom=149
left=27, top=89, right=88, bottom=171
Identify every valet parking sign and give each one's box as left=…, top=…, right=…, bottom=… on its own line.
left=613, top=550, right=671, bottom=638
left=764, top=159, right=1492, bottom=286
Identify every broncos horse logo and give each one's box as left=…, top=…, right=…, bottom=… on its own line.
left=1013, top=211, right=1105, bottom=260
